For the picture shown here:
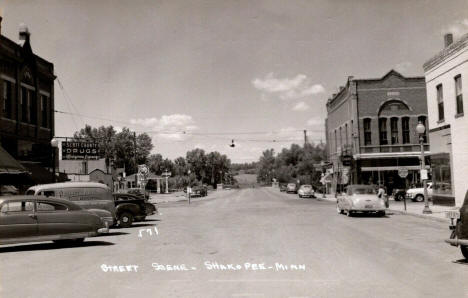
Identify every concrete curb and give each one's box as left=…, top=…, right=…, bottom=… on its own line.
left=388, top=208, right=449, bottom=223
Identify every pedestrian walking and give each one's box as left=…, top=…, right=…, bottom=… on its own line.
left=378, top=185, right=389, bottom=208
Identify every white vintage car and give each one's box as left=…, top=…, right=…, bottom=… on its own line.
left=405, top=182, right=433, bottom=202
left=337, top=184, right=386, bottom=217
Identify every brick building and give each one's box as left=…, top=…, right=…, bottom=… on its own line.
left=0, top=17, right=56, bottom=183
left=325, top=70, right=429, bottom=194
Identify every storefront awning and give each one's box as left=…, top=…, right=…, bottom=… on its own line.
left=0, top=145, right=28, bottom=174
left=354, top=151, right=430, bottom=159
left=361, top=165, right=430, bottom=172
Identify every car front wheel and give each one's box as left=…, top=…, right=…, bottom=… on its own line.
left=461, top=246, right=468, bottom=259
left=414, top=195, right=424, bottom=202
left=119, top=212, right=134, bottom=228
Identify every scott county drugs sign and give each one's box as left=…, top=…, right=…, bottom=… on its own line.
left=61, top=142, right=100, bottom=160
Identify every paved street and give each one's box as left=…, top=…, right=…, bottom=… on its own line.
left=1, top=187, right=468, bottom=298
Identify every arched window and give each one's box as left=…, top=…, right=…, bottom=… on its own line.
left=379, top=118, right=388, bottom=145
left=390, top=117, right=399, bottom=144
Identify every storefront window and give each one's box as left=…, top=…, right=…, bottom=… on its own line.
left=432, top=153, right=452, bottom=195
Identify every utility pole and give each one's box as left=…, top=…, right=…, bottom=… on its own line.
left=133, top=131, right=137, bottom=187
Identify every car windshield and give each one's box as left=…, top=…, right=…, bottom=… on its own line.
left=288, top=184, right=295, bottom=187
left=352, top=188, right=376, bottom=195
left=301, top=185, right=312, bottom=189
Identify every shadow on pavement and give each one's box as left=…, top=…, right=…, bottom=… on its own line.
left=348, top=213, right=390, bottom=218
left=125, top=223, right=156, bottom=228
left=452, top=259, right=468, bottom=265
left=0, top=240, right=114, bottom=253
left=98, top=231, right=129, bottom=236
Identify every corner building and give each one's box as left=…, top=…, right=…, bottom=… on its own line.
left=0, top=17, right=56, bottom=183
left=423, top=33, right=468, bottom=206
left=325, top=70, right=429, bottom=194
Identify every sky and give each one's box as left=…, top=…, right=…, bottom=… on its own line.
left=2, top=0, right=468, bottom=163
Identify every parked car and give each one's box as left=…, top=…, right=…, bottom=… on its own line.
left=0, top=196, right=109, bottom=245
left=405, top=182, right=433, bottom=202
left=392, top=188, right=406, bottom=201
left=298, top=185, right=315, bottom=198
left=191, top=186, right=208, bottom=197
left=122, top=188, right=150, bottom=200
left=26, top=182, right=116, bottom=227
left=286, top=183, right=297, bottom=194
left=279, top=184, right=287, bottom=192
left=337, top=184, right=386, bottom=217
left=446, top=190, right=468, bottom=259
left=113, top=193, right=157, bottom=228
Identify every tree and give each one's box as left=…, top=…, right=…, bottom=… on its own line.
left=73, top=125, right=154, bottom=175
left=73, top=125, right=116, bottom=169
left=186, top=148, right=207, bottom=181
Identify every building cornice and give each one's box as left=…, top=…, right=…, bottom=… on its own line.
left=423, top=33, right=468, bottom=72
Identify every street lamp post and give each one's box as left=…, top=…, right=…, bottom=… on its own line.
left=187, top=169, right=191, bottom=204
left=416, top=121, right=432, bottom=214
left=50, top=138, right=58, bottom=183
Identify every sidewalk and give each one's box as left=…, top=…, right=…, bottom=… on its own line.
left=316, top=192, right=456, bottom=223
left=149, top=189, right=236, bottom=204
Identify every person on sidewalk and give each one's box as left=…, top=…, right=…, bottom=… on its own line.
left=377, top=185, right=389, bottom=208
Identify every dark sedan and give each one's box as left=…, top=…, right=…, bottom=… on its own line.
left=0, top=196, right=108, bottom=245
left=113, top=193, right=157, bottom=228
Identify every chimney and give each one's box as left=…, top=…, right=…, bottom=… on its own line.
left=19, top=23, right=30, bottom=43
left=444, top=33, right=453, bottom=47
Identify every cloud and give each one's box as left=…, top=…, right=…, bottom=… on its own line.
left=130, top=114, right=198, bottom=140
left=252, top=73, right=325, bottom=100
left=442, top=19, right=468, bottom=39
left=292, top=101, right=309, bottom=111
left=306, top=117, right=323, bottom=127
left=394, top=61, right=413, bottom=74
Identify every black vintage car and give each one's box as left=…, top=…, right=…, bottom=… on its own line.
left=113, top=193, right=157, bottom=228
left=446, top=190, right=468, bottom=259
left=392, top=188, right=407, bottom=201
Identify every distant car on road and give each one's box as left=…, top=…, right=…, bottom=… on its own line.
left=298, top=185, right=315, bottom=198
left=337, top=184, right=386, bottom=217
left=279, top=184, right=287, bottom=192
left=113, top=193, right=157, bottom=228
left=286, top=183, right=297, bottom=194
left=405, top=182, right=433, bottom=202
left=392, top=188, right=406, bottom=201
left=0, top=196, right=108, bottom=245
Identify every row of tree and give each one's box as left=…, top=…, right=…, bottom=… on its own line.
left=73, top=125, right=232, bottom=188
left=256, top=143, right=326, bottom=186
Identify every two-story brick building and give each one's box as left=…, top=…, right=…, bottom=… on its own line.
left=325, top=70, right=429, bottom=194
left=0, top=17, right=56, bottom=184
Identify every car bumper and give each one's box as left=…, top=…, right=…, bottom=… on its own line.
left=102, top=217, right=115, bottom=228
left=349, top=206, right=386, bottom=212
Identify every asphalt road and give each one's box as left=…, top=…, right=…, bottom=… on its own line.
left=1, top=187, right=468, bottom=298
